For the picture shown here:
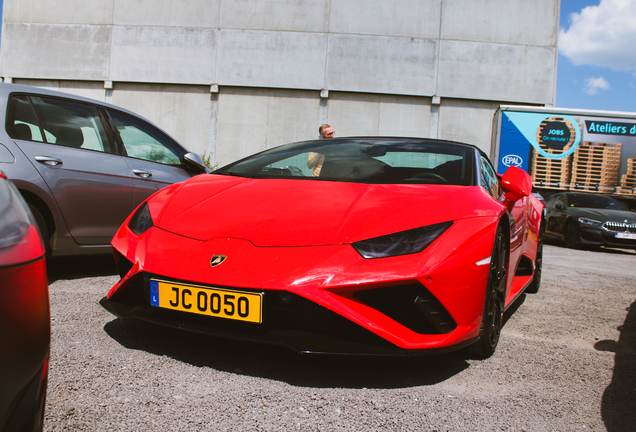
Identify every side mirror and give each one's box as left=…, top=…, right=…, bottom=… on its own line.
left=555, top=202, right=563, bottom=210
left=183, top=152, right=208, bottom=174
left=501, top=166, right=532, bottom=202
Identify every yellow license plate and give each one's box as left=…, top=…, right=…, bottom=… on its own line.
left=150, top=279, right=262, bottom=324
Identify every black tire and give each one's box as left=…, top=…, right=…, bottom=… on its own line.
left=467, top=225, right=508, bottom=359
left=563, top=220, right=579, bottom=249
left=28, top=203, right=51, bottom=257
left=526, top=226, right=544, bottom=294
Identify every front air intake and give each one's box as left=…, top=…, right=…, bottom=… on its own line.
left=354, top=284, right=457, bottom=334
left=603, top=222, right=636, bottom=233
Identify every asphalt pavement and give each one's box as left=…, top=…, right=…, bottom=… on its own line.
left=42, top=245, right=636, bottom=431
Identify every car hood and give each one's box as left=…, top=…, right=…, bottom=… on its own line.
left=154, top=175, right=495, bottom=246
left=575, top=208, right=636, bottom=223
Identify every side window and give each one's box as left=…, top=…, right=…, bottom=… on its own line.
left=547, top=195, right=563, bottom=209
left=480, top=156, right=500, bottom=198
left=7, top=95, right=45, bottom=142
left=108, top=110, right=183, bottom=166
left=27, top=96, right=114, bottom=153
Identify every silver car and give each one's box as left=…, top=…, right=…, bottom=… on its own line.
left=0, top=82, right=207, bottom=257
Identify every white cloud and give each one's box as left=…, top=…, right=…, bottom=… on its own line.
left=583, top=76, right=610, bottom=94
left=559, top=0, right=636, bottom=71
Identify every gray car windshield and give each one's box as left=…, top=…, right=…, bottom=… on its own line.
left=216, top=139, right=475, bottom=185
left=567, top=194, right=627, bottom=210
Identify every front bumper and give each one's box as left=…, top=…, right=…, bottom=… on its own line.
left=100, top=289, right=475, bottom=356
left=579, top=226, right=636, bottom=249
left=104, top=216, right=498, bottom=354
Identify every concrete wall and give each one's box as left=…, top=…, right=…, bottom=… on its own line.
left=3, top=0, right=559, bottom=164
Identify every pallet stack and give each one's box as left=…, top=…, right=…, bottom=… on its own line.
left=618, top=158, right=636, bottom=195
left=530, top=117, right=577, bottom=189
left=569, top=142, right=622, bottom=192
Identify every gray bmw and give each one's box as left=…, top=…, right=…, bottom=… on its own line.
left=544, top=192, right=636, bottom=250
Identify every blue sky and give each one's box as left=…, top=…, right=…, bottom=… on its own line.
left=557, top=0, right=636, bottom=112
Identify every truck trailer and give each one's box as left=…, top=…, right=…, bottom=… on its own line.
left=491, top=106, right=636, bottom=210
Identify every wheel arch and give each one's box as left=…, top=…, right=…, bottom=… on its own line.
left=18, top=188, right=55, bottom=241
left=498, top=213, right=511, bottom=246
left=496, top=213, right=511, bottom=299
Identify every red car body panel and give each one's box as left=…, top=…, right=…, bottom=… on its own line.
left=0, top=178, right=49, bottom=431
left=102, top=139, right=544, bottom=355
left=155, top=176, right=500, bottom=246
left=107, top=182, right=541, bottom=352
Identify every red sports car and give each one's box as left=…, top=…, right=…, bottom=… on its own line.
left=0, top=172, right=49, bottom=431
left=101, top=138, right=544, bottom=358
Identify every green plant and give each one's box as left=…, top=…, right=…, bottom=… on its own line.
left=201, top=152, right=218, bottom=170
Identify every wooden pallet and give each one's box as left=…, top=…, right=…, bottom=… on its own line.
left=569, top=141, right=621, bottom=190
left=573, top=155, right=621, bottom=165
left=532, top=166, right=570, bottom=185
left=615, top=190, right=635, bottom=196
left=624, top=158, right=636, bottom=176
left=530, top=153, right=571, bottom=189
left=571, top=173, right=619, bottom=183
left=574, top=141, right=621, bottom=149
left=621, top=173, right=636, bottom=188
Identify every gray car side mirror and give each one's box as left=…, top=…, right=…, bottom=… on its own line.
left=183, top=152, right=208, bottom=174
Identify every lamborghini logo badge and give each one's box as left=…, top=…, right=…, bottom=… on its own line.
left=210, top=255, right=227, bottom=267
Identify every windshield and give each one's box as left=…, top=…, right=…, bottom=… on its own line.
left=567, top=194, right=627, bottom=210
left=215, top=138, right=476, bottom=185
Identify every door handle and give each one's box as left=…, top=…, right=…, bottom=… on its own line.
left=34, top=156, right=63, bottom=166
left=132, top=169, right=153, bottom=178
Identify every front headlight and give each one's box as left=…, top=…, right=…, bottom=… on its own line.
left=578, top=217, right=602, bottom=226
left=128, top=202, right=154, bottom=235
left=352, top=221, right=452, bottom=259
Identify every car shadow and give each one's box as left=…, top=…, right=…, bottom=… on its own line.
left=47, top=254, right=117, bottom=283
left=103, top=318, right=470, bottom=389
left=596, top=300, right=636, bottom=430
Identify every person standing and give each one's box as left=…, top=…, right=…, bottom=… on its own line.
left=318, top=124, right=334, bottom=139
left=308, top=124, right=334, bottom=176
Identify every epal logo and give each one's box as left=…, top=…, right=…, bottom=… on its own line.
left=502, top=154, right=523, bottom=168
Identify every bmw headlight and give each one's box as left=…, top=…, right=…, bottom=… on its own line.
left=128, top=202, right=154, bottom=235
left=578, top=217, right=602, bottom=226
left=352, top=221, right=452, bottom=259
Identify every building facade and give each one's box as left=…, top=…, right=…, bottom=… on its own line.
left=0, top=0, right=560, bottom=165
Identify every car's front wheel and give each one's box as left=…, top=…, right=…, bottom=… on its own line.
left=564, top=220, right=580, bottom=249
left=467, top=225, right=507, bottom=359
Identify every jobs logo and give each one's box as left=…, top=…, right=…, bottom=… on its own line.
left=502, top=154, right=523, bottom=168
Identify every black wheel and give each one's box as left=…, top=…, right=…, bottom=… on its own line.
left=526, top=226, right=544, bottom=294
left=563, top=220, right=579, bottom=249
left=28, top=203, right=51, bottom=257
left=467, top=225, right=507, bottom=359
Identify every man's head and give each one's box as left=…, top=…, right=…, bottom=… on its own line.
left=319, top=124, right=334, bottom=139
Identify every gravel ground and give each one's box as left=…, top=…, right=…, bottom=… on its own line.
left=43, top=245, right=636, bottom=431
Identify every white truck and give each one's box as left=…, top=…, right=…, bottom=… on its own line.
left=490, top=106, right=636, bottom=209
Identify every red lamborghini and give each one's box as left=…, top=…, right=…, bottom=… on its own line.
left=101, top=138, right=544, bottom=358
